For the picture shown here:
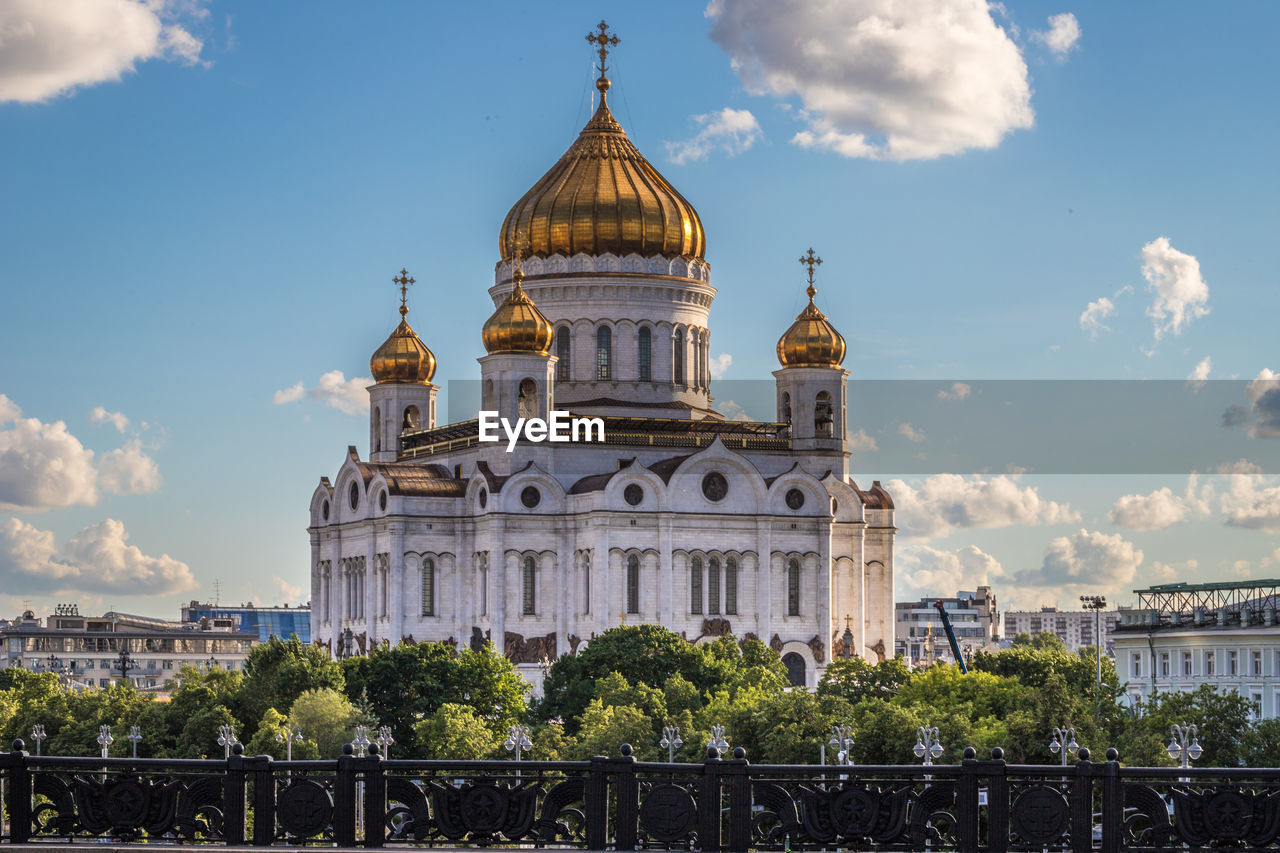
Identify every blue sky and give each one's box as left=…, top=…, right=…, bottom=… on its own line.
left=1, top=0, right=1277, bottom=619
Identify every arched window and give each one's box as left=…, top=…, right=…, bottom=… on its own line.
left=787, top=558, right=801, bottom=616
left=403, top=405, right=420, bottom=430
left=783, top=652, right=806, bottom=687
left=626, top=554, right=640, bottom=614
left=522, top=556, right=536, bottom=615
left=697, top=333, right=706, bottom=388
left=518, top=378, right=537, bottom=420
left=725, top=557, right=738, bottom=615
left=421, top=557, right=435, bottom=616
left=556, top=327, right=570, bottom=381
left=638, top=327, right=652, bottom=381
left=690, top=556, right=703, bottom=614
left=673, top=329, right=685, bottom=385
left=781, top=392, right=792, bottom=426
left=372, top=407, right=382, bottom=453
left=708, top=556, right=721, bottom=615
left=596, top=326, right=612, bottom=380
left=815, top=391, right=834, bottom=437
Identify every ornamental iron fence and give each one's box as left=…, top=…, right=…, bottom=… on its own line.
left=1, top=740, right=1278, bottom=850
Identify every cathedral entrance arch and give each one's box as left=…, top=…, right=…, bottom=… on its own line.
left=782, top=652, right=806, bottom=687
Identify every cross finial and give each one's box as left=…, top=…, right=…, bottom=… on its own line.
left=508, top=232, right=530, bottom=292
left=392, top=268, right=415, bottom=318
left=799, top=248, right=822, bottom=301
left=586, top=20, right=620, bottom=79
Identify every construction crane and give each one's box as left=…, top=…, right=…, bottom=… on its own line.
left=933, top=600, right=969, bottom=673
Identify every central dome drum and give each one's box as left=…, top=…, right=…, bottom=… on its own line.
left=498, top=80, right=706, bottom=263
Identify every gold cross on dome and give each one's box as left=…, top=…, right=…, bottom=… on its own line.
left=586, top=20, right=620, bottom=75
left=799, top=248, right=822, bottom=299
left=393, top=268, right=415, bottom=316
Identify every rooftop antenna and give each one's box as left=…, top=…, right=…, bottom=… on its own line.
left=212, top=578, right=222, bottom=607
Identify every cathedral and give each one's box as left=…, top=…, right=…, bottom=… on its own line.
left=308, top=25, right=895, bottom=690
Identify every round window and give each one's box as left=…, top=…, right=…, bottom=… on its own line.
left=785, top=488, right=805, bottom=510
left=701, top=472, right=728, bottom=502
left=322, top=500, right=330, bottom=521
left=624, top=483, right=644, bottom=506
left=379, top=490, right=387, bottom=511
left=478, top=488, right=488, bottom=509
left=521, top=486, right=541, bottom=508
left=348, top=482, right=359, bottom=511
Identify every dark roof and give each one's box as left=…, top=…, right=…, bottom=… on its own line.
left=568, top=459, right=637, bottom=495
left=563, top=397, right=720, bottom=414
left=354, top=460, right=466, bottom=497
left=851, top=479, right=895, bottom=510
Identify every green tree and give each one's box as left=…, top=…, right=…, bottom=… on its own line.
left=244, top=707, right=320, bottom=760
left=1117, top=685, right=1255, bottom=766
left=818, top=656, right=910, bottom=704
left=288, top=688, right=359, bottom=759
left=414, top=703, right=502, bottom=760
left=240, top=636, right=344, bottom=738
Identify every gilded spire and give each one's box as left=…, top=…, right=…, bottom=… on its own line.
left=371, top=267, right=436, bottom=384
left=482, top=237, right=555, bottom=355
left=776, top=249, right=847, bottom=369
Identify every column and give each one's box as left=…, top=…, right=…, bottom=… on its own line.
left=389, top=523, right=405, bottom=644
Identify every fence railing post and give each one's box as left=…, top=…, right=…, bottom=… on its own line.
left=726, top=747, right=751, bottom=853
left=249, top=753, right=275, bottom=846
left=5, top=741, right=31, bottom=844
left=586, top=755, right=610, bottom=850
left=1100, top=749, right=1122, bottom=853
left=986, top=747, right=1009, bottom=853
left=363, top=745, right=387, bottom=848
left=333, top=744, right=358, bottom=847
left=224, top=744, right=247, bottom=846
left=1070, top=750, right=1094, bottom=853
left=611, top=744, right=639, bottom=851
left=956, top=747, right=980, bottom=853
left=698, top=746, right=723, bottom=852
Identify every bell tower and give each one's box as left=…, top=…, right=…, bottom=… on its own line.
left=368, top=269, right=437, bottom=462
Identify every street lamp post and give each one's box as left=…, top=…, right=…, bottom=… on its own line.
left=829, top=725, right=855, bottom=766
left=206, top=655, right=217, bottom=671
left=1080, top=595, right=1107, bottom=715
left=914, top=726, right=944, bottom=766
left=217, top=725, right=237, bottom=759
left=376, top=726, right=395, bottom=760
left=128, top=726, right=142, bottom=758
left=1167, top=723, right=1203, bottom=768
left=504, top=724, right=532, bottom=762
left=97, top=725, right=113, bottom=759
left=659, top=726, right=684, bottom=762
left=1049, top=726, right=1081, bottom=766
left=708, top=724, right=730, bottom=758
left=352, top=725, right=371, bottom=755
left=275, top=725, right=304, bottom=761
left=113, top=648, right=137, bottom=685
left=31, top=724, right=46, bottom=757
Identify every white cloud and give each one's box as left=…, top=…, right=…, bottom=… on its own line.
left=1187, top=356, right=1211, bottom=390
left=1142, top=236, right=1209, bottom=340
left=274, top=371, right=371, bottom=416
left=1016, top=528, right=1145, bottom=589
left=1245, top=368, right=1280, bottom=439
left=716, top=399, right=754, bottom=422
left=1109, top=475, right=1212, bottom=531
left=665, top=107, right=763, bottom=165
left=1079, top=296, right=1115, bottom=337
left=706, top=0, right=1034, bottom=161
left=896, top=544, right=1006, bottom=599
left=90, top=406, right=130, bottom=433
left=897, top=422, right=926, bottom=443
left=0, top=517, right=197, bottom=595
left=847, top=428, right=878, bottom=452
left=272, top=382, right=305, bottom=405
left=1211, top=459, right=1262, bottom=475
left=885, top=473, right=1078, bottom=539
left=0, top=395, right=20, bottom=423
left=0, top=414, right=99, bottom=511
left=1032, top=13, right=1080, bottom=58
left=937, top=382, right=971, bottom=401
left=708, top=353, right=733, bottom=380
left=1218, top=473, right=1280, bottom=534
left=272, top=575, right=303, bottom=604
left=0, top=0, right=208, bottom=104
left=98, top=439, right=162, bottom=495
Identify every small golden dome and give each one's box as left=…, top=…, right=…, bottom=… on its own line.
left=498, top=80, right=705, bottom=263
left=482, top=266, right=555, bottom=355
left=777, top=250, right=846, bottom=368
left=371, top=269, right=436, bottom=384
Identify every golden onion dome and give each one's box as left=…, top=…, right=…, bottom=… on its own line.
left=371, top=270, right=437, bottom=384
left=777, top=251, right=846, bottom=368
left=481, top=266, right=555, bottom=355
left=498, top=75, right=706, bottom=263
